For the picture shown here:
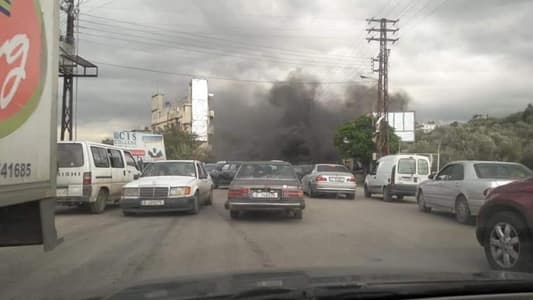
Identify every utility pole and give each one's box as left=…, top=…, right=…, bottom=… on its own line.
left=366, top=18, right=399, bottom=158
left=59, top=0, right=98, bottom=141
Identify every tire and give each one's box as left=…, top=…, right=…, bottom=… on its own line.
left=383, top=186, right=393, bottom=202
left=230, top=210, right=240, bottom=219
left=89, top=189, right=107, bottom=214
left=363, top=185, right=371, bottom=198
left=417, top=191, right=431, bottom=213
left=206, top=189, right=213, bottom=206
left=190, top=193, right=200, bottom=215
left=122, top=210, right=134, bottom=217
left=455, top=196, right=472, bottom=224
left=293, top=209, right=303, bottom=219
left=308, top=184, right=317, bottom=198
left=484, top=211, right=533, bottom=271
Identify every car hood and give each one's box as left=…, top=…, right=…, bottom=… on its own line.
left=125, top=176, right=196, bottom=188
left=97, top=267, right=533, bottom=300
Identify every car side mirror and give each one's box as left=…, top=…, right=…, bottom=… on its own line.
left=133, top=174, right=140, bottom=180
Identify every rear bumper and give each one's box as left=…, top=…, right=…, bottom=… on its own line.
left=225, top=200, right=305, bottom=211
left=389, top=184, right=417, bottom=196
left=313, top=183, right=356, bottom=194
left=120, top=197, right=195, bottom=212
left=56, top=196, right=91, bottom=205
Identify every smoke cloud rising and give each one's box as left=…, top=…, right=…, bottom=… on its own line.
left=214, top=70, right=410, bottom=163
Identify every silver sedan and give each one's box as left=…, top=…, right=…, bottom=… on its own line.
left=417, top=160, right=533, bottom=224
left=302, top=164, right=357, bottom=199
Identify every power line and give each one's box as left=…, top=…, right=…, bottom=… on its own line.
left=93, top=61, right=366, bottom=85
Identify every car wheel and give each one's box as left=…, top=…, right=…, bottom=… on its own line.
left=484, top=211, right=533, bottom=271
left=363, top=184, right=371, bottom=198
left=417, top=191, right=431, bottom=213
left=383, top=186, right=393, bottom=202
left=122, top=210, right=134, bottom=217
left=230, top=210, right=240, bottom=219
left=455, top=196, right=472, bottom=224
left=206, top=189, right=213, bottom=206
left=190, top=193, right=200, bottom=215
left=89, top=189, right=107, bottom=214
left=308, top=184, right=317, bottom=198
left=293, top=209, right=303, bottom=219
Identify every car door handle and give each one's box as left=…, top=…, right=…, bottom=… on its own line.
left=123, top=170, right=126, bottom=176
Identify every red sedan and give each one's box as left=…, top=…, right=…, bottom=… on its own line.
left=476, top=177, right=533, bottom=271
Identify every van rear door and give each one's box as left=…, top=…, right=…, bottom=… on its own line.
left=56, top=143, right=86, bottom=197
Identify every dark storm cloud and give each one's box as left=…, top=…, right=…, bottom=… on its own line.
left=73, top=0, right=533, bottom=143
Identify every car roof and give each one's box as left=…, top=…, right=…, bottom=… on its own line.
left=58, top=140, right=125, bottom=151
left=447, top=160, right=524, bottom=165
left=240, top=161, right=291, bottom=165
left=315, top=163, right=344, bottom=167
left=151, top=160, right=197, bottom=163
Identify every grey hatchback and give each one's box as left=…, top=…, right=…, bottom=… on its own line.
left=224, top=161, right=305, bottom=219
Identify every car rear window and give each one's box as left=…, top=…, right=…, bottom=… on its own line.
left=235, top=163, right=296, bottom=180
left=316, top=165, right=348, bottom=172
left=418, top=159, right=429, bottom=175
left=398, top=158, right=416, bottom=174
left=57, top=143, right=83, bottom=168
left=474, top=163, right=533, bottom=179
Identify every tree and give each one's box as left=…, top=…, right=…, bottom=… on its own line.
left=334, top=115, right=399, bottom=171
left=162, top=126, right=212, bottom=161
left=101, top=138, right=113, bottom=145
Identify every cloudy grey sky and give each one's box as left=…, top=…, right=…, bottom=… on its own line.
left=66, top=0, right=533, bottom=142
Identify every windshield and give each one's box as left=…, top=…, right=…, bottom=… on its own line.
left=316, top=165, right=349, bottom=172
left=142, top=162, right=196, bottom=177
left=474, top=163, right=533, bottom=179
left=235, top=163, right=297, bottom=180
left=5, top=1, right=533, bottom=299
left=57, top=143, right=83, bottom=168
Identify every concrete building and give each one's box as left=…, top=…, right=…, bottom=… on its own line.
left=150, top=80, right=214, bottom=148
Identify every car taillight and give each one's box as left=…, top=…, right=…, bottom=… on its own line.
left=83, top=172, right=92, bottom=185
left=284, top=189, right=304, bottom=198
left=316, top=175, right=327, bottom=182
left=347, top=176, right=356, bottom=182
left=228, top=187, right=249, bottom=198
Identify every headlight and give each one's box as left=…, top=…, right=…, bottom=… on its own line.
left=122, top=187, right=139, bottom=197
left=169, top=186, right=192, bottom=197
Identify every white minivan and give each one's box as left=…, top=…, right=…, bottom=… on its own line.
left=56, top=141, right=141, bottom=213
left=364, top=154, right=431, bottom=201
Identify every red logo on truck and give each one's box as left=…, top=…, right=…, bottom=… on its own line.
left=0, top=0, right=46, bottom=138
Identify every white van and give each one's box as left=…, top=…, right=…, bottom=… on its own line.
left=56, top=141, right=141, bottom=213
left=364, top=154, right=431, bottom=201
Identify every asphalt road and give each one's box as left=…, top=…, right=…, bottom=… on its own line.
left=0, top=189, right=488, bottom=299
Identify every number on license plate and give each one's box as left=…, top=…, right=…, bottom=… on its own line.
left=330, top=177, right=344, bottom=182
left=141, top=200, right=165, bottom=206
left=252, top=192, right=278, bottom=198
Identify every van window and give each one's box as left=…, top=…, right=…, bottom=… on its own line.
left=397, top=158, right=416, bottom=174
left=109, top=149, right=124, bottom=168
left=418, top=159, right=429, bottom=175
left=124, top=152, right=138, bottom=170
left=57, top=143, right=83, bottom=168
left=91, top=147, right=110, bottom=168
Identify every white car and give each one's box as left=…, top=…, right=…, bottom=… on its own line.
left=120, top=160, right=213, bottom=216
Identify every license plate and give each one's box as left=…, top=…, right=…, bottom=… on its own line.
left=330, top=177, right=344, bottom=182
left=141, top=200, right=165, bottom=206
left=252, top=192, right=278, bottom=198
left=56, top=189, right=67, bottom=197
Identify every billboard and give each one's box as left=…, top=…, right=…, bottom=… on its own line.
left=191, top=78, right=209, bottom=142
left=387, top=111, right=415, bottom=142
left=113, top=131, right=166, bottom=163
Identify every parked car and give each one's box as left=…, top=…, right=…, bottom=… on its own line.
left=224, top=161, right=305, bottom=219
left=302, top=164, right=357, bottom=199
left=364, top=154, right=431, bottom=201
left=293, top=164, right=314, bottom=181
left=56, top=141, right=141, bottom=213
left=217, top=161, right=242, bottom=187
left=417, top=161, right=533, bottom=224
left=120, top=160, right=213, bottom=216
left=476, top=177, right=533, bottom=271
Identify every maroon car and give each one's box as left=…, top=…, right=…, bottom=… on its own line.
left=476, top=177, right=533, bottom=271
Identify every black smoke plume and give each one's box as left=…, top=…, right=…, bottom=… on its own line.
left=214, top=70, right=410, bottom=163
